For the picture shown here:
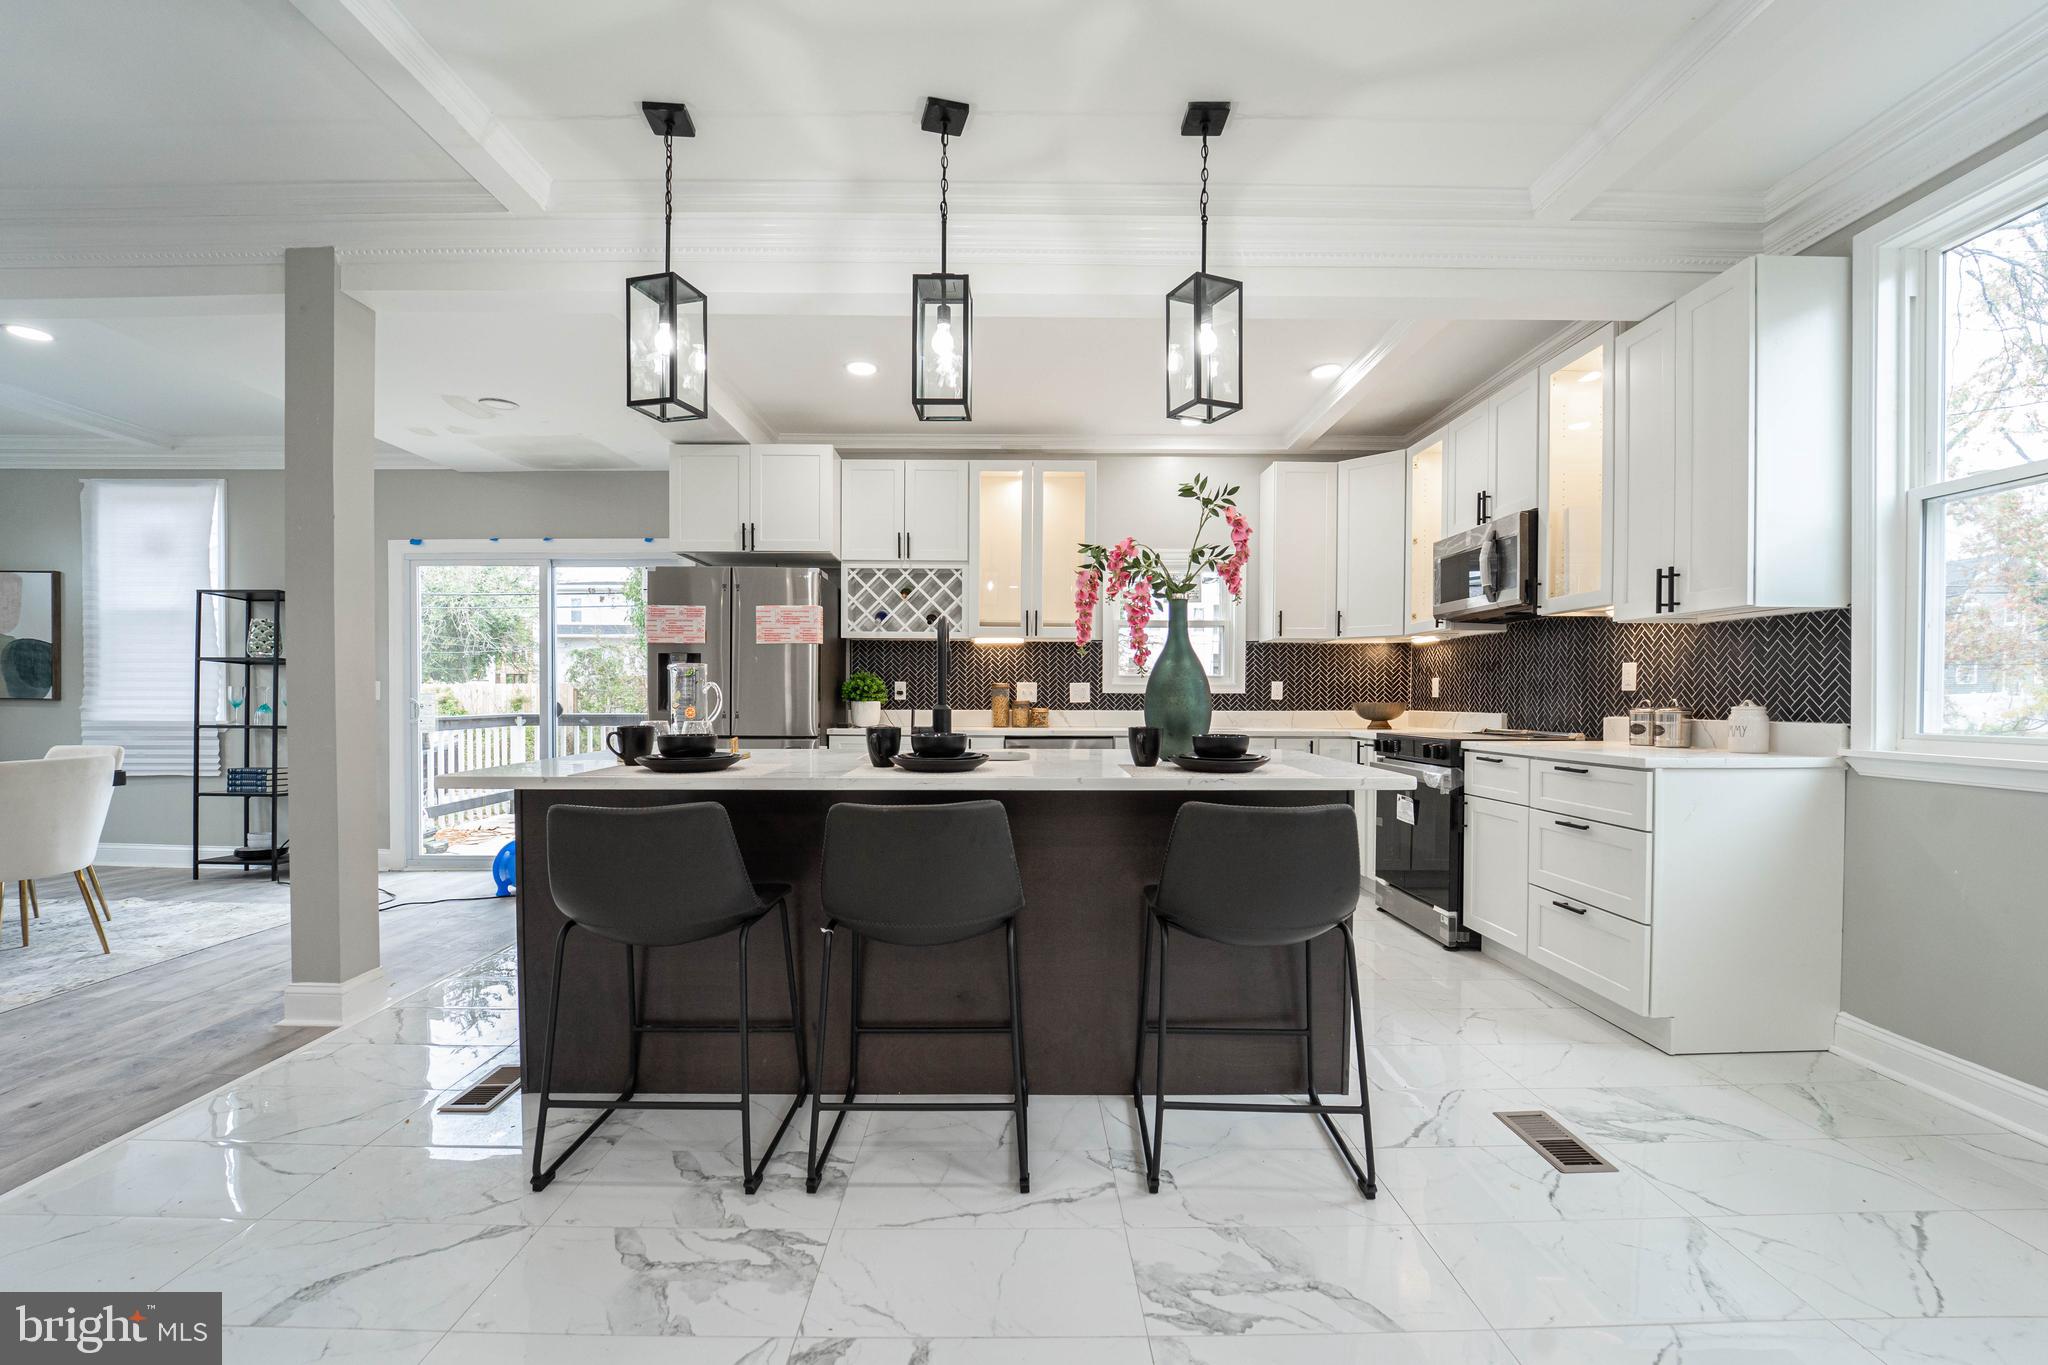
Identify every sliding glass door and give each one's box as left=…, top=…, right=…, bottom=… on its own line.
left=407, top=557, right=660, bottom=865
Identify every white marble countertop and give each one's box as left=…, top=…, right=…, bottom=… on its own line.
left=439, top=747, right=1416, bottom=793
left=822, top=708, right=1505, bottom=743
left=1461, top=738, right=1844, bottom=769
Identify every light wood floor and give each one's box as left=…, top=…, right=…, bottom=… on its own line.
left=0, top=866, right=514, bottom=1192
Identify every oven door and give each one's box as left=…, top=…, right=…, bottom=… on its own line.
left=1432, top=511, right=1538, bottom=621
left=1371, top=758, right=1464, bottom=918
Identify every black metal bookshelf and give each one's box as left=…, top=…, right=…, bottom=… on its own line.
left=194, top=589, right=286, bottom=879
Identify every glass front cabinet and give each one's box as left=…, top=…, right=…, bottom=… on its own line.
left=1537, top=326, right=1616, bottom=614
left=1406, top=434, right=1445, bottom=633
left=968, top=460, right=1096, bottom=640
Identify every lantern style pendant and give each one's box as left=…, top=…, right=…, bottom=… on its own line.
left=627, top=101, right=708, bottom=423
left=913, top=97, right=972, bottom=422
left=1167, top=101, right=1242, bottom=424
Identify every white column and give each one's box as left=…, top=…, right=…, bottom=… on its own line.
left=281, top=246, right=384, bottom=1025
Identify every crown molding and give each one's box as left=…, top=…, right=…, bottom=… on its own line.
left=1577, top=190, right=1766, bottom=225
left=0, top=436, right=284, bottom=469
left=0, top=181, right=504, bottom=223
left=0, top=382, right=170, bottom=450
left=1397, top=320, right=1606, bottom=447
left=779, top=430, right=1395, bottom=457
left=1762, top=8, right=2048, bottom=254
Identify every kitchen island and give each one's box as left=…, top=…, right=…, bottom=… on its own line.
left=442, top=748, right=1412, bottom=1094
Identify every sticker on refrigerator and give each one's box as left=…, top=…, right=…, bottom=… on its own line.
left=1396, top=794, right=1416, bottom=825
left=754, top=604, right=823, bottom=645
left=646, top=604, right=706, bottom=645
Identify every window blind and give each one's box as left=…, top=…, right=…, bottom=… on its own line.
left=80, top=479, right=226, bottom=776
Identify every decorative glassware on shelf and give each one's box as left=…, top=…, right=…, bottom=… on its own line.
left=246, top=617, right=277, bottom=657
left=226, top=686, right=245, bottom=722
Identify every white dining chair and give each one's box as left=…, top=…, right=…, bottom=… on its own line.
left=41, top=743, right=124, bottom=923
left=0, top=751, right=118, bottom=952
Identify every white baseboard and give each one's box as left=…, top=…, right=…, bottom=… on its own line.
left=98, top=841, right=235, bottom=868
left=281, top=966, right=390, bottom=1028
left=1834, top=1012, right=2048, bottom=1146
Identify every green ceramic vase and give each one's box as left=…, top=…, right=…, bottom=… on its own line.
left=1144, top=596, right=1212, bottom=760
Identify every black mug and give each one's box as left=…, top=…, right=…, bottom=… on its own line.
left=865, top=725, right=903, bottom=769
left=606, top=724, right=657, bottom=764
left=1127, top=725, right=1161, bottom=767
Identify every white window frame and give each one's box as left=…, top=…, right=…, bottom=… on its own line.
left=1100, top=558, right=1246, bottom=695
left=1852, top=124, right=2048, bottom=792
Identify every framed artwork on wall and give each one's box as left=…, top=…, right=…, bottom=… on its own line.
left=0, top=570, right=60, bottom=700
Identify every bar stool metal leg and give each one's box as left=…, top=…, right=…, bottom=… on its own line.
left=1006, top=919, right=1031, bottom=1194
left=736, top=920, right=756, bottom=1192
left=530, top=920, right=575, bottom=1191
left=1340, top=917, right=1379, bottom=1198
left=805, top=924, right=842, bottom=1193
left=1147, top=916, right=1171, bottom=1194
left=1128, top=898, right=1157, bottom=1177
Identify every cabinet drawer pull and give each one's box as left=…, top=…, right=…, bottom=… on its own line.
left=1552, top=899, right=1588, bottom=915
left=1554, top=765, right=1590, bottom=774
left=1472, top=755, right=1504, bottom=764
left=1554, top=819, right=1591, bottom=831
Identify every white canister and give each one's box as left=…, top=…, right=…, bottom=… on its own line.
left=1726, top=699, right=1771, bottom=753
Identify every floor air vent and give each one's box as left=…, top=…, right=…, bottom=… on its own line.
left=438, top=1066, right=522, bottom=1114
left=1494, top=1110, right=1616, bottom=1173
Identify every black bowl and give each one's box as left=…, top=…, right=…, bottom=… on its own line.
left=658, top=732, right=718, bottom=758
left=910, top=729, right=971, bottom=758
left=1190, top=733, right=1250, bottom=759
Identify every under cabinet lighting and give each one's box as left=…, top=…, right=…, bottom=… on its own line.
left=1409, top=634, right=1440, bottom=645
left=4, top=324, right=54, bottom=343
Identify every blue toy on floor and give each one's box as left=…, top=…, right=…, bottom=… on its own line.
left=492, top=841, right=517, bottom=897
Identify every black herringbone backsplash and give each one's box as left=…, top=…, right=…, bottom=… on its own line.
left=847, top=608, right=1850, bottom=731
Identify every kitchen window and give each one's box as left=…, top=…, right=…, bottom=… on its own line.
left=1101, top=561, right=1245, bottom=694
left=1855, top=127, right=2048, bottom=789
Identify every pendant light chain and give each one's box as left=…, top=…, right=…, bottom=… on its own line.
left=1198, top=133, right=1210, bottom=274
left=662, top=132, right=674, bottom=276
left=939, top=128, right=951, bottom=276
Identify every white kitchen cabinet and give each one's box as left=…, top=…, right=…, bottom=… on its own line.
left=1336, top=451, right=1407, bottom=639
left=1613, top=306, right=1676, bottom=622
left=839, top=459, right=970, bottom=563
left=1463, top=795, right=1530, bottom=953
left=1405, top=434, right=1445, bottom=634
left=1487, top=371, right=1541, bottom=520
left=1256, top=461, right=1339, bottom=639
left=1614, top=255, right=1848, bottom=621
left=670, top=444, right=838, bottom=555
left=968, top=460, right=1095, bottom=640
left=1443, top=405, right=1492, bottom=535
left=1538, top=327, right=1616, bottom=613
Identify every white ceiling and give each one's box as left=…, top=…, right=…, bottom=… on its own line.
left=4, top=0, right=2048, bottom=469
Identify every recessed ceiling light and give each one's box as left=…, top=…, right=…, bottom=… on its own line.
left=844, top=360, right=878, bottom=377
left=1309, top=362, right=1344, bottom=380
left=4, top=324, right=54, bottom=343
left=475, top=396, right=520, bottom=411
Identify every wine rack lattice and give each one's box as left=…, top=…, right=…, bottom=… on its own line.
left=843, top=565, right=967, bottom=638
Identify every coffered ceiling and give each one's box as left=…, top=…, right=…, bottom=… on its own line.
left=3, top=0, right=2047, bottom=469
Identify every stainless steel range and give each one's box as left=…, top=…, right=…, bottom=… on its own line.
left=1368, top=728, right=1580, bottom=949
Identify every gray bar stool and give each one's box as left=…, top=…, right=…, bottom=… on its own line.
left=1131, top=801, right=1378, bottom=1199
left=807, top=800, right=1031, bottom=1193
left=531, top=802, right=808, bottom=1194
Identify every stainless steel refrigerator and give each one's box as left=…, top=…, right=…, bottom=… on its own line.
left=645, top=565, right=841, bottom=746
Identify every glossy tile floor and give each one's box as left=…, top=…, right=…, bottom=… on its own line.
left=4, top=905, right=2047, bottom=1364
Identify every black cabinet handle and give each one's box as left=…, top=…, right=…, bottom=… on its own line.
left=1337, top=609, right=1343, bottom=636
left=1554, top=819, right=1591, bottom=831
left=1654, top=566, right=1667, bottom=612
left=1473, top=755, right=1505, bottom=764
left=1278, top=609, right=1284, bottom=635
left=1553, top=899, right=1589, bottom=915
left=905, top=532, right=911, bottom=558
left=1666, top=567, right=1681, bottom=612
left=1555, top=765, right=1590, bottom=774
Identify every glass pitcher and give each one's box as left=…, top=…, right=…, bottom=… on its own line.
left=666, top=660, right=724, bottom=736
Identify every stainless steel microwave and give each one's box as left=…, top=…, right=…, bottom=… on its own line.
left=1431, top=509, right=1539, bottom=622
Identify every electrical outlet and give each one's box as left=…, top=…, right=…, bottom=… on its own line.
left=1068, top=681, right=1090, bottom=704
left=1620, top=661, right=1639, bottom=692
left=1430, top=675, right=1441, bottom=699
left=1270, top=679, right=1285, bottom=701
left=891, top=680, right=907, bottom=703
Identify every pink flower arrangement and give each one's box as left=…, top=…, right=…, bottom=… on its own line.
left=1072, top=474, right=1250, bottom=662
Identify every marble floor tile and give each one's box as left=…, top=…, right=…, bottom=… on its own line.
left=1842, top=1132, right=2048, bottom=1209
left=268, top=1144, right=573, bottom=1225
left=856, top=1095, right=1104, bottom=1153
left=1366, top=1087, right=1547, bottom=1149
left=1533, top=1086, right=1830, bottom=1144
left=459, top=1225, right=824, bottom=1336
left=835, top=1147, right=1119, bottom=1229
left=141, top=1086, right=434, bottom=1146
left=1110, top=1144, right=1408, bottom=1228
left=373, top=1093, right=529, bottom=1149
left=1128, top=1224, right=1485, bottom=1335
left=1374, top=1145, right=1684, bottom=1224
left=1368, top=977, right=1573, bottom=1012
left=786, top=1341, right=1153, bottom=1364
left=1689, top=1051, right=1881, bottom=1086
left=804, top=1228, right=1144, bottom=1338
left=1838, top=1316, right=2048, bottom=1365
left=1709, top=1210, right=2048, bottom=1318
left=0, top=1139, right=349, bottom=1219
left=1618, top=1140, right=1958, bottom=1217
left=1741, top=1081, right=2002, bottom=1140
left=1365, top=1044, right=1519, bottom=1090
left=427, top=1337, right=788, bottom=1365
left=258, top=1043, right=509, bottom=1094
left=398, top=972, right=518, bottom=1012
left=1976, top=1206, right=2048, bottom=1251
left=1495, top=1321, right=1880, bottom=1365
left=327, top=1005, right=521, bottom=1048
left=1358, top=1008, right=1465, bottom=1045
left=604, top=1094, right=840, bottom=1153
left=551, top=1143, right=847, bottom=1230
left=1470, top=1044, right=1714, bottom=1088
left=1425, top=1008, right=1633, bottom=1047
left=0, top=1213, right=247, bottom=1290
left=223, top=1326, right=442, bottom=1365
left=1418, top=1218, right=1817, bottom=1329
left=169, top=1219, right=530, bottom=1330
left=1150, top=1332, right=1520, bottom=1364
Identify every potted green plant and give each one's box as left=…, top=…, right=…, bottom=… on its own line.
left=840, top=670, right=888, bottom=727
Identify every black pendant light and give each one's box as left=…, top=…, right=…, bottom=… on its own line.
left=626, top=101, right=708, bottom=423
left=912, top=97, right=972, bottom=422
left=1166, top=101, right=1242, bottom=424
